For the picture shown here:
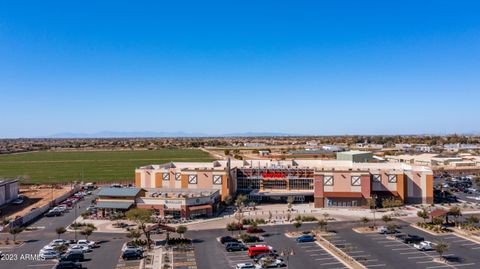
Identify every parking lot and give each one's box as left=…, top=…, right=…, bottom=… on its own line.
left=325, top=221, right=480, bottom=269
left=192, top=224, right=345, bottom=269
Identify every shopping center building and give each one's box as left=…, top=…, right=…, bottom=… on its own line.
left=134, top=159, right=433, bottom=208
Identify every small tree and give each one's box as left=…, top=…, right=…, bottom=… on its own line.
left=55, top=227, right=66, bottom=239
left=386, top=223, right=397, bottom=234
left=176, top=225, right=188, bottom=238
left=268, top=211, right=273, bottom=222
left=224, top=195, right=233, bottom=206
left=235, top=195, right=248, bottom=212
left=317, top=219, right=327, bottom=232
left=448, top=206, right=462, bottom=226
left=417, top=209, right=429, bottom=223
left=126, top=208, right=154, bottom=249
left=127, top=229, right=142, bottom=240
left=432, top=216, right=444, bottom=228
left=9, top=227, right=24, bottom=243
left=249, top=202, right=257, bottom=211
left=224, top=149, right=230, bottom=156
left=287, top=196, right=295, bottom=212
left=293, top=221, right=302, bottom=232
left=80, top=227, right=94, bottom=240
left=433, top=240, right=449, bottom=260
left=466, top=215, right=480, bottom=227
left=382, top=215, right=393, bottom=225
left=360, top=217, right=370, bottom=228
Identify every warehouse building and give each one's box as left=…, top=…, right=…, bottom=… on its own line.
left=0, top=179, right=19, bottom=206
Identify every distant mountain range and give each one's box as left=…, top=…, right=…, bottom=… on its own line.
left=48, top=131, right=299, bottom=138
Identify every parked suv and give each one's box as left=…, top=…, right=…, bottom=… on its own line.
left=60, top=252, right=85, bottom=262
left=225, top=242, right=247, bottom=252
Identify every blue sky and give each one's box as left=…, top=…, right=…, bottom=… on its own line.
left=1, top=1, right=479, bottom=137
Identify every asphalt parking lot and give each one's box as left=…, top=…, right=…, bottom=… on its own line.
left=326, top=221, right=480, bottom=269
left=191, top=223, right=345, bottom=269
left=0, top=190, right=129, bottom=269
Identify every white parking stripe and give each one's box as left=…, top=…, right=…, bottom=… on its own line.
left=392, top=247, right=414, bottom=251
left=400, top=251, right=421, bottom=255
left=453, top=263, right=476, bottom=267
left=366, top=264, right=386, bottom=267
left=315, top=257, right=336, bottom=261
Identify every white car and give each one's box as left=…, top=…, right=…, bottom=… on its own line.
left=40, top=245, right=57, bottom=253
left=68, top=244, right=91, bottom=253
left=49, top=239, right=69, bottom=247
left=77, top=239, right=96, bottom=248
left=414, top=241, right=433, bottom=251
left=236, top=262, right=256, bottom=269
left=122, top=245, right=143, bottom=253
left=255, top=258, right=286, bottom=268
left=39, top=250, right=60, bottom=259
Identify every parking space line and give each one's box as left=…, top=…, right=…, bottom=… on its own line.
left=351, top=255, right=371, bottom=258
left=416, top=260, right=437, bottom=264
left=452, top=263, right=476, bottom=267
left=348, top=251, right=364, bottom=254
left=314, top=257, right=336, bottom=261
left=366, top=264, right=386, bottom=267
left=400, top=251, right=422, bottom=255
left=407, top=256, right=432, bottom=259
left=461, top=243, right=478, bottom=246
left=322, top=262, right=342, bottom=265
left=471, top=246, right=480, bottom=249
left=392, top=247, right=414, bottom=251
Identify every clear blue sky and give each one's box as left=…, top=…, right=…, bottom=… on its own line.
left=1, top=1, right=479, bottom=138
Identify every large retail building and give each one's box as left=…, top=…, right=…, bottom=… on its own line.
left=135, top=159, right=433, bottom=208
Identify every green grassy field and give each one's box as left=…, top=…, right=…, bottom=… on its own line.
left=0, top=149, right=215, bottom=184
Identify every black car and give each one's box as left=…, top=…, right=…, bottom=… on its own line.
left=55, top=261, right=82, bottom=269
left=220, top=236, right=239, bottom=244
left=403, top=235, right=424, bottom=244
left=122, top=250, right=143, bottom=260
left=60, top=252, right=84, bottom=262
left=225, top=242, right=246, bottom=252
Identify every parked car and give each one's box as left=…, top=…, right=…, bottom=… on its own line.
left=225, top=242, right=247, bottom=252
left=255, top=258, right=286, bottom=268
left=122, top=244, right=143, bottom=253
left=402, top=235, right=424, bottom=244
left=377, top=226, right=398, bottom=234
left=45, top=210, right=62, bottom=217
left=77, top=239, right=96, bottom=248
left=60, top=252, right=85, bottom=262
left=55, top=261, right=83, bottom=269
left=246, top=227, right=265, bottom=233
left=122, top=250, right=143, bottom=260
left=68, top=245, right=90, bottom=253
left=252, top=252, right=278, bottom=263
left=236, top=262, right=256, bottom=269
left=414, top=241, right=434, bottom=251
left=39, top=250, right=60, bottom=259
left=296, top=234, right=315, bottom=243
left=50, top=239, right=70, bottom=247
left=11, top=197, right=24, bottom=205
left=220, top=236, right=239, bottom=244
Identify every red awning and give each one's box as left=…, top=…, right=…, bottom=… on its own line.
left=430, top=209, right=448, bottom=217
left=189, top=204, right=212, bottom=211
left=323, top=192, right=363, bottom=198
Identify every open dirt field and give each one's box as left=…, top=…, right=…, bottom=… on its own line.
left=0, top=185, right=71, bottom=220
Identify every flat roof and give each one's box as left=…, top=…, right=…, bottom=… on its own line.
left=97, top=187, right=142, bottom=197
left=137, top=159, right=432, bottom=173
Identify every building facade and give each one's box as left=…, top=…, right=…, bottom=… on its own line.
left=135, top=159, right=433, bottom=208
left=0, top=179, right=19, bottom=206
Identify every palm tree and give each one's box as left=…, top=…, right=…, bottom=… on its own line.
left=55, top=227, right=66, bottom=239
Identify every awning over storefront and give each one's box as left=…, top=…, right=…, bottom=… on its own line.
left=323, top=192, right=363, bottom=198
left=95, top=201, right=134, bottom=209
left=188, top=204, right=212, bottom=211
